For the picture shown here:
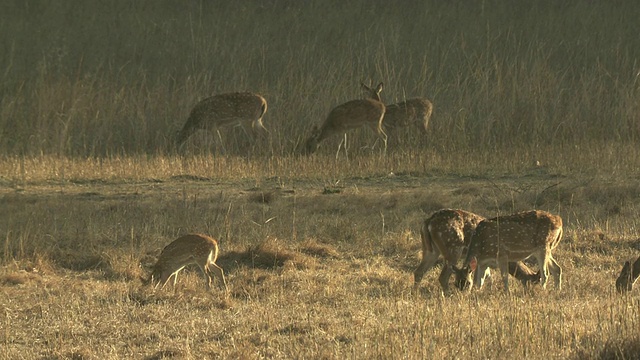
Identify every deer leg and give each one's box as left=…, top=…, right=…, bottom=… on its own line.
left=617, top=261, right=633, bottom=292
left=335, top=134, right=347, bottom=160
left=208, top=263, right=228, bottom=292
left=413, top=250, right=440, bottom=287
left=169, top=272, right=180, bottom=294
left=472, top=260, right=491, bottom=290
left=194, top=262, right=212, bottom=290
left=547, top=256, right=562, bottom=290
left=253, top=118, right=269, bottom=136
left=632, top=256, right=640, bottom=283
left=509, top=261, right=540, bottom=287
left=343, top=133, right=349, bottom=160
left=381, top=130, right=388, bottom=155
left=535, top=254, right=550, bottom=289
left=214, top=128, right=228, bottom=154
left=156, top=271, right=172, bottom=290
left=170, top=265, right=187, bottom=289
left=438, top=264, right=454, bottom=292
left=474, top=265, right=491, bottom=289
left=499, top=260, right=510, bottom=293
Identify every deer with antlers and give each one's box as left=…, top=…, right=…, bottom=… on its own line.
left=361, top=82, right=433, bottom=136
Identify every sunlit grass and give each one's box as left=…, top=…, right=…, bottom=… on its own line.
left=2, top=1, right=640, bottom=358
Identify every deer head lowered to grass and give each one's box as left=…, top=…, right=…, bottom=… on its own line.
left=414, top=208, right=540, bottom=293
left=148, top=233, right=228, bottom=292
left=176, top=92, right=268, bottom=148
left=455, top=210, right=563, bottom=293
left=303, top=82, right=386, bottom=158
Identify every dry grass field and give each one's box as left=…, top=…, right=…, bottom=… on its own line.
left=1, top=1, right=640, bottom=359
left=1, top=154, right=639, bottom=359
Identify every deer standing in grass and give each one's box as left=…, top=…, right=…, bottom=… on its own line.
left=303, top=82, right=386, bottom=157
left=361, top=82, right=433, bottom=136
left=149, top=234, right=228, bottom=292
left=457, top=210, right=563, bottom=293
left=414, top=209, right=540, bottom=292
left=616, top=255, right=640, bottom=293
left=176, top=92, right=268, bottom=147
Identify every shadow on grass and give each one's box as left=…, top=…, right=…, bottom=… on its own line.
left=219, top=248, right=302, bottom=270
left=217, top=237, right=339, bottom=271
left=574, top=338, right=640, bottom=360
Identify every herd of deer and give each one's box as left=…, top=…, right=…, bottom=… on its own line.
left=148, top=209, right=640, bottom=295
left=414, top=208, right=640, bottom=294
left=174, top=83, right=432, bottom=155
left=157, top=88, right=639, bottom=294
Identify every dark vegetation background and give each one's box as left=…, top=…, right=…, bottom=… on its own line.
left=1, top=0, right=639, bottom=157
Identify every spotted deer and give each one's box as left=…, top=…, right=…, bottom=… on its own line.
left=176, top=92, right=268, bottom=146
left=304, top=83, right=386, bottom=156
left=414, top=209, right=540, bottom=292
left=457, top=210, right=563, bottom=293
left=616, top=256, right=640, bottom=293
left=149, top=234, right=228, bottom=292
left=361, top=82, right=433, bottom=135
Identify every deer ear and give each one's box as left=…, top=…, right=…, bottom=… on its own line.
left=376, top=82, right=384, bottom=93
left=470, top=257, right=477, bottom=272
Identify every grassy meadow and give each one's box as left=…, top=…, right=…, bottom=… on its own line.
left=1, top=1, right=640, bottom=359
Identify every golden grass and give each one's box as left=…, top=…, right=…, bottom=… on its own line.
left=1, top=140, right=639, bottom=184
left=1, top=154, right=640, bottom=358
left=2, top=1, right=640, bottom=358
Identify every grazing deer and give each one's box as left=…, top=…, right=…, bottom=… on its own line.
left=454, top=260, right=541, bottom=291
left=414, top=209, right=540, bottom=292
left=176, top=92, right=268, bottom=147
left=361, top=82, right=433, bottom=135
left=149, top=234, right=228, bottom=292
left=616, top=256, right=640, bottom=293
left=457, top=210, right=563, bottom=293
left=303, top=83, right=386, bottom=156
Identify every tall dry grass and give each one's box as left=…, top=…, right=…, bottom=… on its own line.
left=1, top=171, right=640, bottom=358
left=1, top=1, right=639, bottom=157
